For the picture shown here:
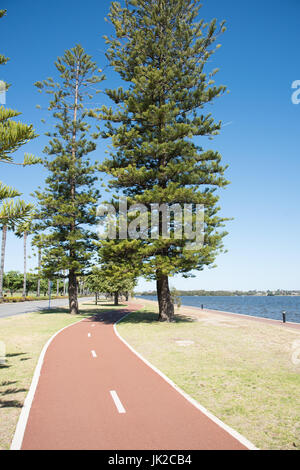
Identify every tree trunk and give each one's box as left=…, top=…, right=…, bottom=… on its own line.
left=125, top=292, right=129, bottom=301
left=0, top=225, right=7, bottom=300
left=68, top=62, right=80, bottom=314
left=69, top=270, right=79, bottom=314
left=37, top=247, right=41, bottom=297
left=156, top=273, right=174, bottom=322
left=22, top=231, right=27, bottom=298
left=114, top=292, right=119, bottom=306
left=63, top=270, right=67, bottom=296
left=95, top=292, right=98, bottom=305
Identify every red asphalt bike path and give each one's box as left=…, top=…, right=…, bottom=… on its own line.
left=18, top=303, right=252, bottom=450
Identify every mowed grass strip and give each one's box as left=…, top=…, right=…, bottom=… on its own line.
left=117, top=304, right=300, bottom=450
left=0, top=300, right=123, bottom=450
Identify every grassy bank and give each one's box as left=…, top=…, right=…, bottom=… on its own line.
left=117, top=300, right=300, bottom=450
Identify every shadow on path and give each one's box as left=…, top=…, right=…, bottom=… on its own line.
left=36, top=302, right=194, bottom=325
left=88, top=308, right=194, bottom=325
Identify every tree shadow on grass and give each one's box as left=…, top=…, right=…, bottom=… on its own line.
left=38, top=306, right=127, bottom=317
left=0, top=381, right=17, bottom=387
left=37, top=305, right=194, bottom=325
left=98, top=303, right=127, bottom=307
left=0, top=353, right=30, bottom=370
left=38, top=307, right=69, bottom=315
left=80, top=301, right=110, bottom=305
left=118, top=310, right=194, bottom=325
left=6, top=352, right=27, bottom=358
left=79, top=302, right=127, bottom=309
left=0, top=399, right=23, bottom=408
left=1, top=387, right=27, bottom=396
left=87, top=308, right=130, bottom=319
left=90, top=309, right=194, bottom=325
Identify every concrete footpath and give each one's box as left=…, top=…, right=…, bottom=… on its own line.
left=0, top=297, right=94, bottom=319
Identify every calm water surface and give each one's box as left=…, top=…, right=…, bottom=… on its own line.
left=138, top=295, right=300, bottom=323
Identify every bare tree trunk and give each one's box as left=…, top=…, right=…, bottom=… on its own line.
left=63, top=270, right=67, bottom=296
left=56, top=279, right=59, bottom=296
left=69, top=269, right=79, bottom=314
left=67, top=61, right=80, bottom=315
left=37, top=247, right=41, bottom=297
left=22, top=231, right=27, bottom=298
left=95, top=292, right=98, bottom=305
left=114, top=292, right=119, bottom=306
left=0, top=225, right=7, bottom=300
left=156, top=272, right=174, bottom=322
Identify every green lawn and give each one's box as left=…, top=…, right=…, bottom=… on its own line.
left=117, top=301, right=300, bottom=450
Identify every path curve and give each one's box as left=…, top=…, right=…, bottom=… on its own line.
left=13, top=302, right=256, bottom=450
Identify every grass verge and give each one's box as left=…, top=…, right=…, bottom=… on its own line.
left=117, top=301, right=300, bottom=450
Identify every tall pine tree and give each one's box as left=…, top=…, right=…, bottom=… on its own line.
left=34, top=45, right=104, bottom=314
left=100, top=0, right=229, bottom=321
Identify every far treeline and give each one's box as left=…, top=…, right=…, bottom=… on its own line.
left=137, top=290, right=300, bottom=297
left=1, top=1, right=232, bottom=321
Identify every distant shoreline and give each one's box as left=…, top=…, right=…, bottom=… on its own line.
left=136, top=293, right=300, bottom=297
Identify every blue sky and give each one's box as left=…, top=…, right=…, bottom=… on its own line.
left=0, top=0, right=300, bottom=291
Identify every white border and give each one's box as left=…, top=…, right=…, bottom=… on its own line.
left=10, top=319, right=84, bottom=450
left=114, top=311, right=258, bottom=451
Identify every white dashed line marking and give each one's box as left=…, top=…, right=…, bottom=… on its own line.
left=91, top=350, right=97, bottom=358
left=110, top=391, right=126, bottom=414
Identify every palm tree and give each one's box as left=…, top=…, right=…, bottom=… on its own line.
left=32, top=233, right=45, bottom=297
left=0, top=224, right=8, bottom=299
left=15, top=219, right=33, bottom=298
left=37, top=246, right=42, bottom=297
left=0, top=186, right=33, bottom=300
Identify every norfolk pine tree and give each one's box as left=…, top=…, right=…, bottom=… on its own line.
left=97, top=238, right=139, bottom=304
left=86, top=265, right=136, bottom=306
left=34, top=45, right=104, bottom=314
left=100, top=0, right=229, bottom=321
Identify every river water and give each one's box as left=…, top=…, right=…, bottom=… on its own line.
left=137, top=295, right=300, bottom=323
